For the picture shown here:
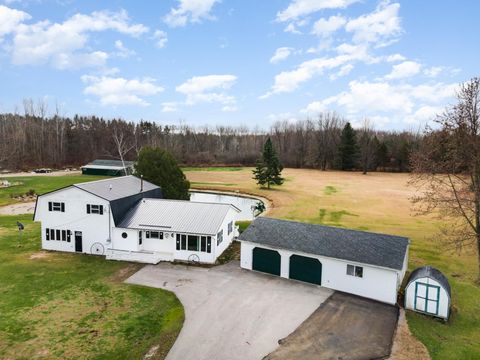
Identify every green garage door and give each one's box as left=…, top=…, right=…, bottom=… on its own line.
left=252, top=247, right=281, bottom=276
left=289, top=255, right=322, bottom=285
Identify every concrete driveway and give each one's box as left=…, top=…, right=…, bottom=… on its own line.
left=126, top=261, right=332, bottom=360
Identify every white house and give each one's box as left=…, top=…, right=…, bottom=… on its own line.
left=34, top=176, right=239, bottom=264
left=238, top=217, right=409, bottom=305
left=404, top=266, right=451, bottom=319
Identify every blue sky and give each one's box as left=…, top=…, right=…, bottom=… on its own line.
left=0, top=0, right=478, bottom=130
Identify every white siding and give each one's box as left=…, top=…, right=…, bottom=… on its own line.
left=405, top=277, right=450, bottom=319
left=240, top=241, right=401, bottom=304
left=34, top=187, right=112, bottom=255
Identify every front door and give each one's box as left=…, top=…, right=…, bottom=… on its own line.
left=75, top=231, right=83, bottom=252
left=415, top=282, right=440, bottom=315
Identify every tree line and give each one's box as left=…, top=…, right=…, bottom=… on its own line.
left=0, top=106, right=420, bottom=172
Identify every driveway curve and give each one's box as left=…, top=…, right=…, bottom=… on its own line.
left=126, top=261, right=332, bottom=360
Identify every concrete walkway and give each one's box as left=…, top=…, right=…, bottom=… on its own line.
left=126, top=261, right=332, bottom=360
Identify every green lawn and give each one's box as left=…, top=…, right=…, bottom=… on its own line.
left=0, top=175, right=108, bottom=206
left=0, top=215, right=184, bottom=359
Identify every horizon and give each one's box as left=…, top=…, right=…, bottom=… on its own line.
left=0, top=0, right=478, bottom=131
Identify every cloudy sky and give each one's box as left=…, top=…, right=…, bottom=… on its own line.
left=0, top=0, right=477, bottom=129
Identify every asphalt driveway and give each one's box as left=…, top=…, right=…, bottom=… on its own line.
left=126, top=261, right=332, bottom=360
left=265, top=291, right=399, bottom=360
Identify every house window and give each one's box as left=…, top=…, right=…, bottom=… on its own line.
left=139, top=231, right=142, bottom=245
left=67, top=230, right=71, bottom=243
left=49, top=201, right=65, bottom=212
left=46, top=228, right=50, bottom=240
left=56, top=229, right=61, bottom=241
left=188, top=235, right=199, bottom=251
left=146, top=231, right=163, bottom=239
left=61, top=230, right=66, bottom=241
left=217, top=230, right=223, bottom=246
left=181, top=235, right=187, bottom=250
left=228, top=221, right=233, bottom=235
left=347, top=264, right=363, bottom=278
left=87, top=204, right=103, bottom=214
left=122, top=232, right=128, bottom=239
left=50, top=229, right=55, bottom=240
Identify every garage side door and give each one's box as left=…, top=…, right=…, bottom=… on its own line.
left=252, top=247, right=281, bottom=276
left=289, top=254, right=322, bottom=285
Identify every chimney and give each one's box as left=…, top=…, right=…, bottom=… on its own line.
left=140, top=175, right=143, bottom=192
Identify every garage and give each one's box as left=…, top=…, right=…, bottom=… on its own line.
left=252, top=247, right=281, bottom=276
left=289, top=255, right=322, bottom=285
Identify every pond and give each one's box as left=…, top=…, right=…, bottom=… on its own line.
left=189, top=191, right=264, bottom=221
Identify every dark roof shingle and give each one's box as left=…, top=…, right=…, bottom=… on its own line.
left=238, top=217, right=409, bottom=270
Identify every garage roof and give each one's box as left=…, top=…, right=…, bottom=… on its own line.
left=118, top=198, right=240, bottom=235
left=238, top=217, right=409, bottom=270
left=75, top=175, right=158, bottom=201
left=82, top=159, right=135, bottom=169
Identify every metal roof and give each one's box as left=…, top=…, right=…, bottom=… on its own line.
left=238, top=217, right=409, bottom=271
left=118, top=198, right=240, bottom=235
left=406, top=266, right=451, bottom=296
left=81, top=164, right=127, bottom=170
left=83, top=159, right=135, bottom=168
left=74, top=176, right=159, bottom=201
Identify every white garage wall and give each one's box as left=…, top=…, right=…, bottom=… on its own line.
left=405, top=277, right=450, bottom=319
left=240, top=241, right=401, bottom=304
left=35, top=187, right=112, bottom=255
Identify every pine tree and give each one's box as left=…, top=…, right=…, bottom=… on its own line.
left=339, top=122, right=358, bottom=170
left=134, top=147, right=190, bottom=200
left=253, top=138, right=284, bottom=189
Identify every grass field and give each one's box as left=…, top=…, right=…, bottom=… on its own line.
left=186, top=167, right=480, bottom=360
left=0, top=175, right=107, bottom=206
left=0, top=169, right=478, bottom=359
left=0, top=214, right=184, bottom=359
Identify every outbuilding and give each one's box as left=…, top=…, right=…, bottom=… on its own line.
left=404, top=266, right=451, bottom=319
left=81, top=159, right=134, bottom=176
left=238, top=217, right=410, bottom=305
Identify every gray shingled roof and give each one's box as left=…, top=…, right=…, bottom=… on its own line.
left=406, top=266, right=451, bottom=296
left=74, top=176, right=158, bottom=201
left=238, top=217, right=409, bottom=270
left=118, top=198, right=240, bottom=235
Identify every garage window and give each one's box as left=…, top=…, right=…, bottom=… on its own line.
left=217, top=230, right=223, bottom=246
left=188, top=235, right=199, bottom=251
left=347, top=264, right=363, bottom=278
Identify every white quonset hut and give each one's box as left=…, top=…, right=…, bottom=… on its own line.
left=108, top=198, right=240, bottom=264
left=404, top=266, right=451, bottom=319
left=238, top=217, right=410, bottom=304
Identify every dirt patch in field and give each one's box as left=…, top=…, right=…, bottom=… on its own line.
left=388, top=309, right=431, bottom=360
left=0, top=201, right=36, bottom=215
left=108, top=263, right=143, bottom=283
left=29, top=251, right=50, bottom=260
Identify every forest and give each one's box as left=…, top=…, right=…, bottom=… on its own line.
left=0, top=104, right=421, bottom=172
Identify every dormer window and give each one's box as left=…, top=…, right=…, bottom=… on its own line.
left=87, top=204, right=104, bottom=214
left=48, top=202, right=65, bottom=212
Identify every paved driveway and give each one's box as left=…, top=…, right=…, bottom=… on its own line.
left=265, top=292, right=399, bottom=360
left=126, top=261, right=332, bottom=360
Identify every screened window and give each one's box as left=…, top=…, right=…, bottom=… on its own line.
left=146, top=231, right=163, bottom=239
left=228, top=221, right=233, bottom=235
left=87, top=204, right=103, bottom=214
left=217, top=230, right=223, bottom=246
left=347, top=264, right=363, bottom=278
left=49, top=201, right=65, bottom=212
left=188, top=235, right=199, bottom=251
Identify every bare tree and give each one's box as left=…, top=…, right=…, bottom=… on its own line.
left=112, top=125, right=136, bottom=172
left=358, top=118, right=376, bottom=174
left=410, top=77, right=480, bottom=280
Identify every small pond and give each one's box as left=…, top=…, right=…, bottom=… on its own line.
left=189, top=191, right=264, bottom=221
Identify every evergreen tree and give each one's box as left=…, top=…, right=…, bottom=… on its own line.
left=339, top=122, right=358, bottom=170
left=135, top=147, right=190, bottom=200
left=253, top=138, right=284, bottom=189
left=376, top=141, right=389, bottom=170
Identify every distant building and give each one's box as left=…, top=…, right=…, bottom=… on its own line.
left=81, top=159, right=135, bottom=176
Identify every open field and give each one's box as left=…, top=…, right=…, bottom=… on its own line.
left=186, top=167, right=480, bottom=360
left=0, top=175, right=107, bottom=206
left=0, top=214, right=184, bottom=359
left=0, top=169, right=478, bottom=359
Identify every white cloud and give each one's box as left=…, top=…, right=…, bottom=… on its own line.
left=114, top=40, right=136, bottom=58
left=81, top=75, right=164, bottom=106
left=161, top=101, right=179, bottom=112
left=302, top=80, right=456, bottom=126
left=424, top=66, right=443, bottom=78
left=404, top=105, right=442, bottom=124
left=284, top=23, right=302, bottom=34
left=329, top=63, right=354, bottom=80
left=153, top=30, right=168, bottom=48
left=385, top=53, right=406, bottom=62
left=11, top=9, right=148, bottom=69
left=164, top=0, right=220, bottom=27
left=345, top=1, right=402, bottom=46
left=276, top=0, right=358, bottom=22
left=311, top=15, right=346, bottom=37
left=0, top=5, right=30, bottom=39
left=270, top=47, right=293, bottom=64
left=176, top=74, right=237, bottom=107
left=385, top=60, right=421, bottom=80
